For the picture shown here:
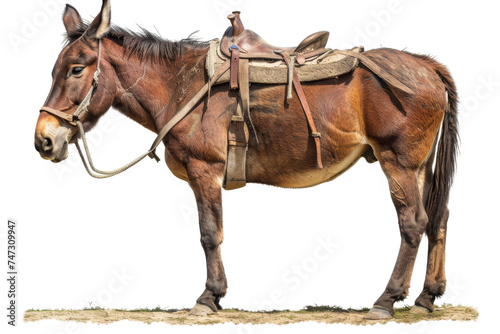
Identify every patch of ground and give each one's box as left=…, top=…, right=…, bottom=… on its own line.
left=24, top=305, right=478, bottom=326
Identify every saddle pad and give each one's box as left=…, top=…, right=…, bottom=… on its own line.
left=207, top=40, right=362, bottom=85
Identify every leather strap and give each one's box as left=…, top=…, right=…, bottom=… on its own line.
left=238, top=59, right=249, bottom=119
left=230, top=45, right=240, bottom=90
left=336, top=50, right=415, bottom=94
left=224, top=59, right=250, bottom=190
left=238, top=58, right=258, bottom=145
left=296, top=53, right=306, bottom=65
left=284, top=54, right=296, bottom=100
left=148, top=59, right=231, bottom=161
left=40, top=106, right=77, bottom=125
left=279, top=51, right=323, bottom=169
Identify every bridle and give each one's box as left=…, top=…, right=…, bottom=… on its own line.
left=39, top=38, right=231, bottom=178
left=38, top=39, right=141, bottom=179
left=40, top=39, right=102, bottom=127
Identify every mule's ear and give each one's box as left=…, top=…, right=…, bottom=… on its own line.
left=63, top=4, right=83, bottom=35
left=84, top=0, right=111, bottom=40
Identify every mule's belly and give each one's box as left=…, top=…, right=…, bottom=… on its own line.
left=247, top=142, right=368, bottom=189
left=277, top=144, right=367, bottom=188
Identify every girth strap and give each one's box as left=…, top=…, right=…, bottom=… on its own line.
left=278, top=51, right=323, bottom=169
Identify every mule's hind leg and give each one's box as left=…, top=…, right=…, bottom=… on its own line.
left=186, top=159, right=227, bottom=316
left=411, top=208, right=448, bottom=313
left=365, top=149, right=429, bottom=319
left=412, top=156, right=449, bottom=313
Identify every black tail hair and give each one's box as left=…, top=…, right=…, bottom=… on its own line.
left=422, top=56, right=459, bottom=237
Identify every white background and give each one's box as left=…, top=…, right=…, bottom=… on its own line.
left=1, top=0, right=499, bottom=333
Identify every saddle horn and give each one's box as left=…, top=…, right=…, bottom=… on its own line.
left=228, top=11, right=244, bottom=37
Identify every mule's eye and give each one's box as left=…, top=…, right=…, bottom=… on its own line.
left=71, top=67, right=85, bottom=76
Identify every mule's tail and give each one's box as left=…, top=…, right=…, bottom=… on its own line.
left=423, top=57, right=459, bottom=237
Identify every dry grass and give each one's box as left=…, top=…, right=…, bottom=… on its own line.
left=24, top=304, right=478, bottom=325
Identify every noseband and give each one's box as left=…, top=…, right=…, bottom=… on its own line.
left=38, top=39, right=232, bottom=178
left=40, top=39, right=102, bottom=126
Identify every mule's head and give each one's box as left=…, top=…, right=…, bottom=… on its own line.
left=35, top=0, right=115, bottom=162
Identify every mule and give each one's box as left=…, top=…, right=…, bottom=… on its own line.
left=34, top=0, right=459, bottom=319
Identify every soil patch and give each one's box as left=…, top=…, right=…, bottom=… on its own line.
left=24, top=305, right=478, bottom=326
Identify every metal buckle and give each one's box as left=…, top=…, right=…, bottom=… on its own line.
left=69, top=114, right=78, bottom=126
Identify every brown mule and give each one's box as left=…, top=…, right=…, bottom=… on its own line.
left=34, top=0, right=459, bottom=318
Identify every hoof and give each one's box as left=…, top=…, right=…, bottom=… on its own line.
left=364, top=306, right=392, bottom=320
left=188, top=303, right=216, bottom=316
left=410, top=305, right=431, bottom=315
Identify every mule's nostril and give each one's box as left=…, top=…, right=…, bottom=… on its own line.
left=42, top=137, right=53, bottom=153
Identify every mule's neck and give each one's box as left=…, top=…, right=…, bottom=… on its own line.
left=104, top=39, right=208, bottom=134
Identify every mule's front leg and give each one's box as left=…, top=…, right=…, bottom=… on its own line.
left=187, top=160, right=227, bottom=316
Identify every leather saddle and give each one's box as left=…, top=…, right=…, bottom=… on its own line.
left=220, top=11, right=330, bottom=61
left=221, top=11, right=329, bottom=190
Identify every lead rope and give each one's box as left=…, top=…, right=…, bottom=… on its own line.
left=73, top=39, right=148, bottom=179
left=75, top=121, right=151, bottom=178
left=73, top=53, right=232, bottom=179
left=73, top=39, right=157, bottom=179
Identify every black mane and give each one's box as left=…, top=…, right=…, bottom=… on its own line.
left=65, top=22, right=210, bottom=64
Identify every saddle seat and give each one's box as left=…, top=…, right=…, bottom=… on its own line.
left=220, top=12, right=330, bottom=60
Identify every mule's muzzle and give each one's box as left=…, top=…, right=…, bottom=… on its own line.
left=34, top=130, right=70, bottom=163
